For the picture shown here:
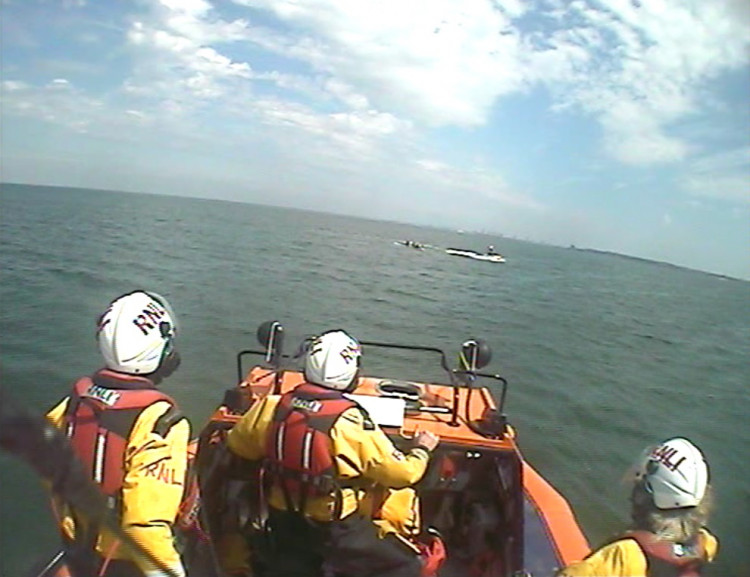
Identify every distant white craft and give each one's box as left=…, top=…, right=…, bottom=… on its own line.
left=446, top=248, right=506, bottom=263
left=394, top=240, right=426, bottom=250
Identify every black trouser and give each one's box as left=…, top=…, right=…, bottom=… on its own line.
left=263, top=508, right=421, bottom=577
left=63, top=546, right=142, bottom=577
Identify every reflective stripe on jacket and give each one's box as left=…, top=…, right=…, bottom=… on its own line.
left=227, top=383, right=431, bottom=522
left=64, top=373, right=176, bottom=501
left=47, top=369, right=190, bottom=574
left=265, top=383, right=358, bottom=515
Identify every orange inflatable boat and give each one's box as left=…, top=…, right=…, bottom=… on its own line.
left=35, top=321, right=590, bottom=576
left=191, top=322, right=590, bottom=576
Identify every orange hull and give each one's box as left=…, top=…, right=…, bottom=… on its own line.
left=37, top=337, right=591, bottom=576
left=199, top=364, right=591, bottom=573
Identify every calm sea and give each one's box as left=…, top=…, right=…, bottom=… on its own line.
left=1, top=183, right=748, bottom=576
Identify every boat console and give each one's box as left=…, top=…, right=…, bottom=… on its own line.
left=190, top=321, right=588, bottom=577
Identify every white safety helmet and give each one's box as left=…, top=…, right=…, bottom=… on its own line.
left=97, top=291, right=178, bottom=375
left=634, top=437, right=709, bottom=509
left=304, top=330, right=362, bottom=390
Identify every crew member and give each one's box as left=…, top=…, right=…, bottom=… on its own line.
left=559, top=437, right=718, bottom=576
left=226, top=329, right=440, bottom=577
left=46, top=290, right=190, bottom=577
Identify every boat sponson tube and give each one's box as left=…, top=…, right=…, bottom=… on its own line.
left=523, top=494, right=562, bottom=574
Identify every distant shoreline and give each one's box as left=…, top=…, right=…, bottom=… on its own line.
left=3, top=180, right=747, bottom=283
left=568, top=246, right=744, bottom=282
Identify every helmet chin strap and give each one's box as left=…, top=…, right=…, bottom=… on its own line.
left=343, top=371, right=361, bottom=393
left=150, top=320, right=180, bottom=385
left=151, top=350, right=181, bottom=385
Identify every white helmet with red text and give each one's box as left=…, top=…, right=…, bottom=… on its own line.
left=304, top=330, right=362, bottom=391
left=97, top=290, right=179, bottom=375
left=634, top=437, right=709, bottom=509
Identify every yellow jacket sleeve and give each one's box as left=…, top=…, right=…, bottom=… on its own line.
left=120, top=400, right=190, bottom=575
left=226, top=395, right=281, bottom=460
left=374, top=487, right=421, bottom=540
left=559, top=528, right=719, bottom=577
left=558, top=539, right=647, bottom=577
left=46, top=397, right=69, bottom=428
left=331, top=407, right=430, bottom=488
left=699, top=528, right=719, bottom=561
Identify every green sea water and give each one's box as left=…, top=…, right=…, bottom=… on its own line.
left=1, top=183, right=748, bottom=576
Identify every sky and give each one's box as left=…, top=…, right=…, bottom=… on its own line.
left=2, top=0, right=749, bottom=279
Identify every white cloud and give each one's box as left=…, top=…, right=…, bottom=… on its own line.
left=225, top=0, right=750, bottom=167
left=322, top=78, right=369, bottom=110
left=410, top=157, right=543, bottom=210
left=131, top=24, right=251, bottom=81
left=253, top=98, right=412, bottom=156
left=158, top=0, right=251, bottom=44
left=234, top=0, right=529, bottom=126
left=49, top=78, right=71, bottom=88
left=126, top=9, right=252, bottom=105
left=2, top=79, right=104, bottom=133
left=2, top=80, right=29, bottom=91
left=4, top=0, right=748, bottom=216
left=554, top=0, right=750, bottom=164
left=115, top=0, right=750, bottom=169
left=416, top=159, right=451, bottom=172
left=599, top=100, right=691, bottom=164
left=680, top=146, right=750, bottom=204
left=159, top=0, right=209, bottom=15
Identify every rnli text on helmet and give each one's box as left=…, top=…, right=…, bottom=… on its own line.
left=649, top=445, right=686, bottom=472
left=133, top=301, right=168, bottom=336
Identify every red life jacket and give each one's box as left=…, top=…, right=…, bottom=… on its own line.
left=63, top=370, right=179, bottom=507
left=625, top=530, right=705, bottom=577
left=265, top=383, right=358, bottom=516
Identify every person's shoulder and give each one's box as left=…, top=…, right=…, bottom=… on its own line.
left=135, top=399, right=189, bottom=437
left=156, top=403, right=190, bottom=436
left=45, top=397, right=71, bottom=427
left=338, top=405, right=377, bottom=430
left=139, top=398, right=177, bottom=415
left=699, top=527, right=719, bottom=561
left=256, top=394, right=282, bottom=412
left=611, top=536, right=647, bottom=553
left=559, top=537, right=645, bottom=577
left=234, top=394, right=282, bottom=424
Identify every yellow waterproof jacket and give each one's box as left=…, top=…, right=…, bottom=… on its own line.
left=559, top=528, right=718, bottom=577
left=46, top=382, right=189, bottom=576
left=226, top=391, right=431, bottom=523
left=373, top=487, right=422, bottom=552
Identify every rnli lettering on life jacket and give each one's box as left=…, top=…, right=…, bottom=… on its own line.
left=64, top=372, right=178, bottom=499
left=83, top=383, right=121, bottom=406
left=291, top=397, right=323, bottom=412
